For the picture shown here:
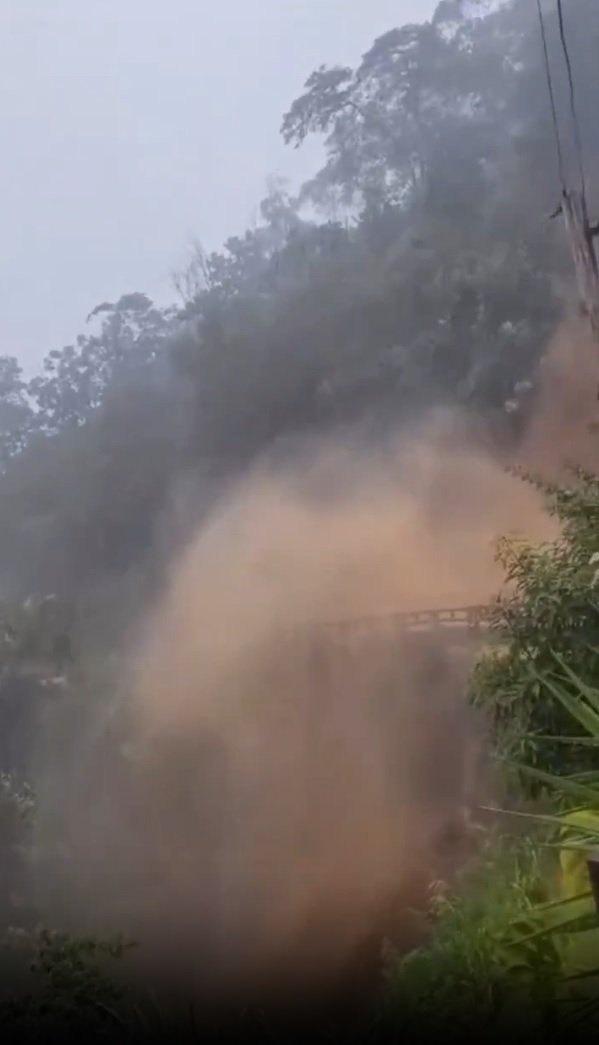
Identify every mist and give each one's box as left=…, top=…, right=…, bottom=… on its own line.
left=27, top=317, right=594, bottom=1009
left=2, top=0, right=599, bottom=1032
left=0, top=0, right=435, bottom=372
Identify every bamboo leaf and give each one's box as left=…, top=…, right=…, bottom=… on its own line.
left=508, top=903, right=597, bottom=944
left=523, top=734, right=599, bottom=747
left=536, top=673, right=599, bottom=738
left=551, top=655, right=599, bottom=716
left=563, top=966, right=599, bottom=983
left=541, top=841, right=599, bottom=853
left=503, top=760, right=599, bottom=804
left=479, top=805, right=591, bottom=832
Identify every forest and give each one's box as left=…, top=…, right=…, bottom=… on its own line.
left=3, top=0, right=599, bottom=1040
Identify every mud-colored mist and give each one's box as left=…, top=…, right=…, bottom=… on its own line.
left=28, top=320, right=599, bottom=1010
left=522, top=319, right=599, bottom=474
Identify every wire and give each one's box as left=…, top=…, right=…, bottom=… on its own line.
left=535, top=0, right=566, bottom=191
left=556, top=0, right=587, bottom=209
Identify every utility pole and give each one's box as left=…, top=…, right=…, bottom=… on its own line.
left=555, top=188, right=599, bottom=343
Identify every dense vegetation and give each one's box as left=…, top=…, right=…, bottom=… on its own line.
left=2, top=0, right=599, bottom=1039
left=472, top=469, right=599, bottom=781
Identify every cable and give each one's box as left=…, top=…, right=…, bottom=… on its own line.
left=556, top=0, right=587, bottom=209
left=535, top=0, right=566, bottom=191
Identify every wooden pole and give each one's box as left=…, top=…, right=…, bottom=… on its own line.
left=560, top=188, right=599, bottom=340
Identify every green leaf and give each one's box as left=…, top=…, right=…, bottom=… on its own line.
left=503, top=760, right=599, bottom=805
left=507, top=898, right=596, bottom=943
left=551, top=654, right=599, bottom=716
left=524, top=734, right=599, bottom=748
left=563, top=966, right=599, bottom=983
left=536, top=673, right=599, bottom=739
left=479, top=805, right=592, bottom=832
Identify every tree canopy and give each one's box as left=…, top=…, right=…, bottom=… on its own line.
left=0, top=0, right=596, bottom=602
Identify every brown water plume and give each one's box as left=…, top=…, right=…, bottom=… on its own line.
left=522, top=319, right=599, bottom=475
left=30, top=320, right=599, bottom=1011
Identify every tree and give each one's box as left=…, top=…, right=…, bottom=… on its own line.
left=471, top=468, right=599, bottom=783
left=0, top=0, right=596, bottom=601
left=0, top=357, right=34, bottom=470
left=29, top=293, right=177, bottom=434
left=281, top=2, right=525, bottom=213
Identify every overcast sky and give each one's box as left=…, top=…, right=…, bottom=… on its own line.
left=0, top=0, right=435, bottom=372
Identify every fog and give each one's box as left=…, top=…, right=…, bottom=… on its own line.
left=0, top=0, right=434, bottom=371
left=1, top=0, right=598, bottom=1033
left=26, top=319, right=597, bottom=1013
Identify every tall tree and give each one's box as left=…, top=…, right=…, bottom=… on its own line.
left=29, top=293, right=177, bottom=435
left=0, top=357, right=34, bottom=469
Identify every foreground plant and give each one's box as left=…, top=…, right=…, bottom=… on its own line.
left=376, top=835, right=560, bottom=1040
left=471, top=468, right=599, bottom=785
left=492, top=655, right=599, bottom=1021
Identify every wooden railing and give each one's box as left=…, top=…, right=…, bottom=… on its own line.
left=318, top=605, right=492, bottom=641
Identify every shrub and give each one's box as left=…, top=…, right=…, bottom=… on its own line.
left=471, top=467, right=599, bottom=783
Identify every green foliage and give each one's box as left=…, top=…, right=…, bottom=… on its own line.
left=487, top=660, right=599, bottom=1030
left=0, top=773, right=35, bottom=827
left=0, top=595, right=74, bottom=675
left=28, top=293, right=177, bottom=436
left=378, top=836, right=559, bottom=1039
left=2, top=4, right=599, bottom=1038
left=0, top=773, right=36, bottom=928
left=382, top=469, right=599, bottom=1036
left=0, top=358, right=34, bottom=471
left=284, top=0, right=599, bottom=212
left=0, top=928, right=138, bottom=1042
left=471, top=468, right=599, bottom=781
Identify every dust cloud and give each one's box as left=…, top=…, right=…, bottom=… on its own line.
left=28, top=320, right=599, bottom=1011
left=521, top=319, right=599, bottom=475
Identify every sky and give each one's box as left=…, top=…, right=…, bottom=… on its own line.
left=0, top=0, right=435, bottom=373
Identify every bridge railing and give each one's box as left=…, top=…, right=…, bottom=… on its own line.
left=318, top=605, right=492, bottom=641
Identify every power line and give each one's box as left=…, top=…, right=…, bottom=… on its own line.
left=535, top=0, right=566, bottom=191
left=556, top=0, right=588, bottom=210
